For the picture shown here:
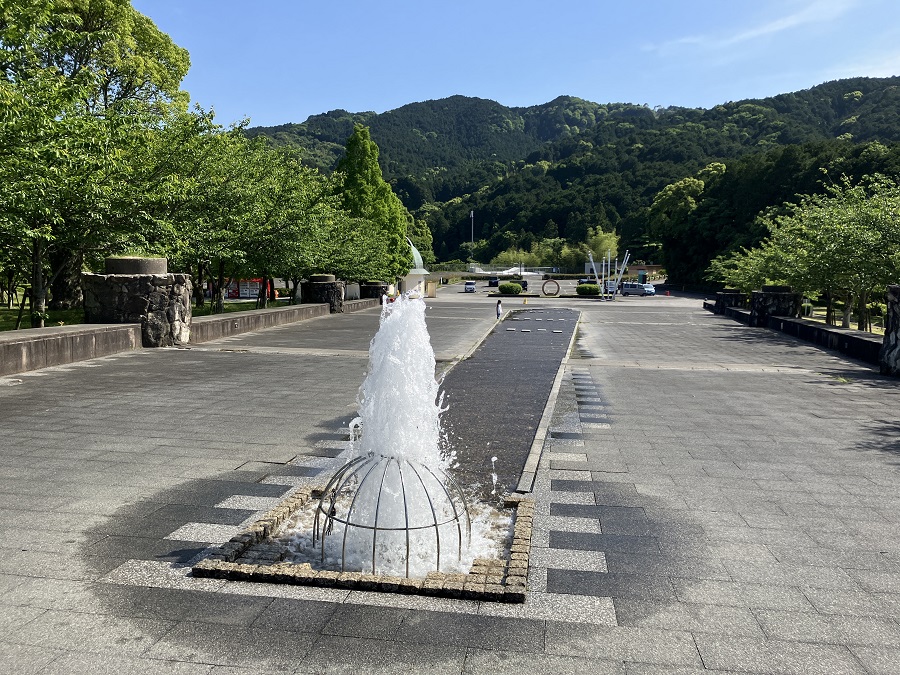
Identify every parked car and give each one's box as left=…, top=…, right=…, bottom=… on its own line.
left=620, top=282, right=655, bottom=296
left=464, top=281, right=477, bottom=293
left=515, top=279, right=528, bottom=291
left=488, top=276, right=500, bottom=287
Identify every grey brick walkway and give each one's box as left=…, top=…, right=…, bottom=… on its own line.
left=2, top=290, right=899, bottom=673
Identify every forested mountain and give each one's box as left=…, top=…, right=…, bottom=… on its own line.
left=248, top=77, right=900, bottom=277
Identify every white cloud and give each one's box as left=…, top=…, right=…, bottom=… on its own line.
left=645, top=0, right=861, bottom=53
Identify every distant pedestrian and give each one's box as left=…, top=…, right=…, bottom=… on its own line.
left=496, top=299, right=502, bottom=320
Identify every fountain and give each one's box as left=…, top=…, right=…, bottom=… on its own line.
left=193, top=295, right=533, bottom=602
left=311, top=295, right=472, bottom=576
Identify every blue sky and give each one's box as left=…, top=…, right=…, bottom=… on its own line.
left=133, top=0, right=900, bottom=128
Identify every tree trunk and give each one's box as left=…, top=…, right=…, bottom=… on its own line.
left=48, top=248, right=83, bottom=310
left=290, top=278, right=300, bottom=305
left=193, top=261, right=206, bottom=308
left=857, top=291, right=868, bottom=331
left=31, top=239, right=46, bottom=328
left=268, top=277, right=276, bottom=302
left=824, top=290, right=834, bottom=326
left=841, top=291, right=853, bottom=329
left=257, top=271, right=269, bottom=309
left=212, top=260, right=226, bottom=314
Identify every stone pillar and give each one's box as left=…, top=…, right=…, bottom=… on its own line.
left=880, top=285, right=900, bottom=376
left=714, top=291, right=745, bottom=314
left=82, top=257, right=192, bottom=347
left=749, top=286, right=802, bottom=328
left=308, top=274, right=344, bottom=313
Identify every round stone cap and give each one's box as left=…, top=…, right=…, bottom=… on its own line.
left=310, top=274, right=336, bottom=283
left=105, top=257, right=167, bottom=275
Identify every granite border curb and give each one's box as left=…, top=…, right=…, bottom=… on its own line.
left=192, top=489, right=534, bottom=603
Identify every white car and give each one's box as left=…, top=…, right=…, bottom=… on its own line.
left=464, top=281, right=477, bottom=293
left=621, top=282, right=656, bottom=296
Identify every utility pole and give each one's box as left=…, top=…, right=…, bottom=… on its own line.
left=470, top=211, right=474, bottom=245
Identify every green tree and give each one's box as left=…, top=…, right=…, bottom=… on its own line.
left=336, top=124, right=412, bottom=280
left=707, top=174, right=900, bottom=329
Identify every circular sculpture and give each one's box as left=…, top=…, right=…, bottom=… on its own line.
left=542, top=279, right=560, bottom=296
left=314, top=453, right=471, bottom=577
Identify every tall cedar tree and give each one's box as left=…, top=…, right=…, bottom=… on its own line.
left=336, top=125, right=412, bottom=281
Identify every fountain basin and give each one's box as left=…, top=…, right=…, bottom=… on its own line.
left=191, top=488, right=533, bottom=603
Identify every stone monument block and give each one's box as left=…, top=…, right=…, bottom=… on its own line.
left=749, top=286, right=801, bottom=328
left=82, top=258, right=191, bottom=347
left=880, top=284, right=900, bottom=376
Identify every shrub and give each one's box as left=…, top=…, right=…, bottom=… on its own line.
left=576, top=283, right=599, bottom=296
left=498, top=282, right=523, bottom=295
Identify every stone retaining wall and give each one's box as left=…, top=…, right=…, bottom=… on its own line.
left=0, top=324, right=141, bottom=377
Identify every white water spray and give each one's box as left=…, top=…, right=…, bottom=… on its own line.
left=293, top=296, right=503, bottom=577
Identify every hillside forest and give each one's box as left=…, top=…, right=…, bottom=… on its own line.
left=251, top=79, right=900, bottom=291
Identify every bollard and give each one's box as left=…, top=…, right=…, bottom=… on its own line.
left=666, top=291, right=670, bottom=296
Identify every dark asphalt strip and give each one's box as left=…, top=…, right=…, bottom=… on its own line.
left=438, top=307, right=578, bottom=501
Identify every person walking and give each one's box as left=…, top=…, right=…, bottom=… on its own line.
left=496, top=299, right=502, bottom=320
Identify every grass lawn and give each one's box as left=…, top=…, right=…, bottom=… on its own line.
left=0, top=306, right=85, bottom=332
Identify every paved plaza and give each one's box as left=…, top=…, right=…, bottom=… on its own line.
left=1, top=288, right=900, bottom=674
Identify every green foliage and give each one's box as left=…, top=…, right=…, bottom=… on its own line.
left=706, top=174, right=900, bottom=327
left=576, top=283, right=600, bottom=295
left=498, top=282, right=522, bottom=295
left=336, top=124, right=413, bottom=279
left=248, top=77, right=900, bottom=270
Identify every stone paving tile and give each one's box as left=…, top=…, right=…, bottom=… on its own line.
left=624, top=663, right=743, bottom=675
left=722, top=559, right=860, bottom=589
left=530, top=547, right=608, bottom=572
left=549, top=469, right=593, bottom=480
left=477, top=591, right=616, bottom=626
left=613, top=598, right=765, bottom=637
left=546, top=452, right=589, bottom=463
left=322, top=603, right=410, bottom=640
left=0, top=641, right=64, bottom=675
left=605, top=552, right=731, bottom=581
left=768, top=544, right=900, bottom=572
left=164, top=522, right=247, bottom=544
left=345, top=589, right=480, bottom=615
left=549, top=531, right=660, bottom=555
left=801, top=586, right=900, bottom=618
left=296, top=635, right=467, bottom=674
left=395, top=610, right=546, bottom=653
left=101, top=559, right=225, bottom=593
left=38, top=652, right=214, bottom=674
left=463, top=647, right=623, bottom=674
left=213, top=495, right=284, bottom=510
left=144, top=623, right=316, bottom=669
left=545, top=621, right=703, bottom=668
left=540, top=514, right=603, bottom=533
left=671, top=578, right=813, bottom=611
left=847, top=568, right=900, bottom=594
left=10, top=609, right=174, bottom=656
left=694, top=634, right=869, bottom=674
left=755, top=608, right=900, bottom=647
left=850, top=646, right=900, bottom=675
left=547, top=569, right=676, bottom=601
left=549, top=491, right=596, bottom=505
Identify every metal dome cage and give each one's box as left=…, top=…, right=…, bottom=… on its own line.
left=313, top=453, right=472, bottom=577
